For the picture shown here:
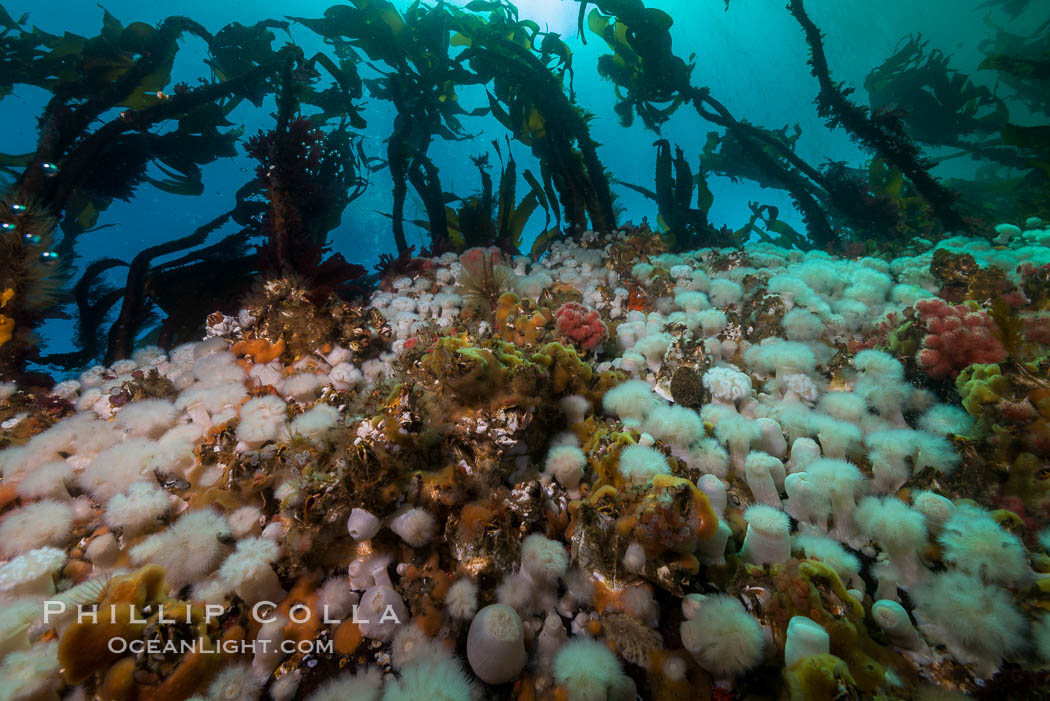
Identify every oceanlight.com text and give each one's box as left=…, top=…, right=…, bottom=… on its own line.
left=107, top=637, right=335, bottom=656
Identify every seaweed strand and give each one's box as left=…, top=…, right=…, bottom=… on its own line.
left=787, top=0, right=974, bottom=236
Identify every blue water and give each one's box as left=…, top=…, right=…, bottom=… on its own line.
left=0, top=0, right=1028, bottom=361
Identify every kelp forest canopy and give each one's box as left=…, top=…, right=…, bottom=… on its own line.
left=0, top=0, right=1048, bottom=377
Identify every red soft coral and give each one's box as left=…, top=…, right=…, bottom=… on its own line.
left=914, top=298, right=1006, bottom=380
left=554, top=302, right=608, bottom=352
left=460, top=246, right=503, bottom=278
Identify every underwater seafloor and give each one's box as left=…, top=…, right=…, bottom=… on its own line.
left=2, top=0, right=1050, bottom=699
left=2, top=225, right=1050, bottom=700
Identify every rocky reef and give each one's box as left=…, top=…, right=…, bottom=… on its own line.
left=2, top=219, right=1050, bottom=700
